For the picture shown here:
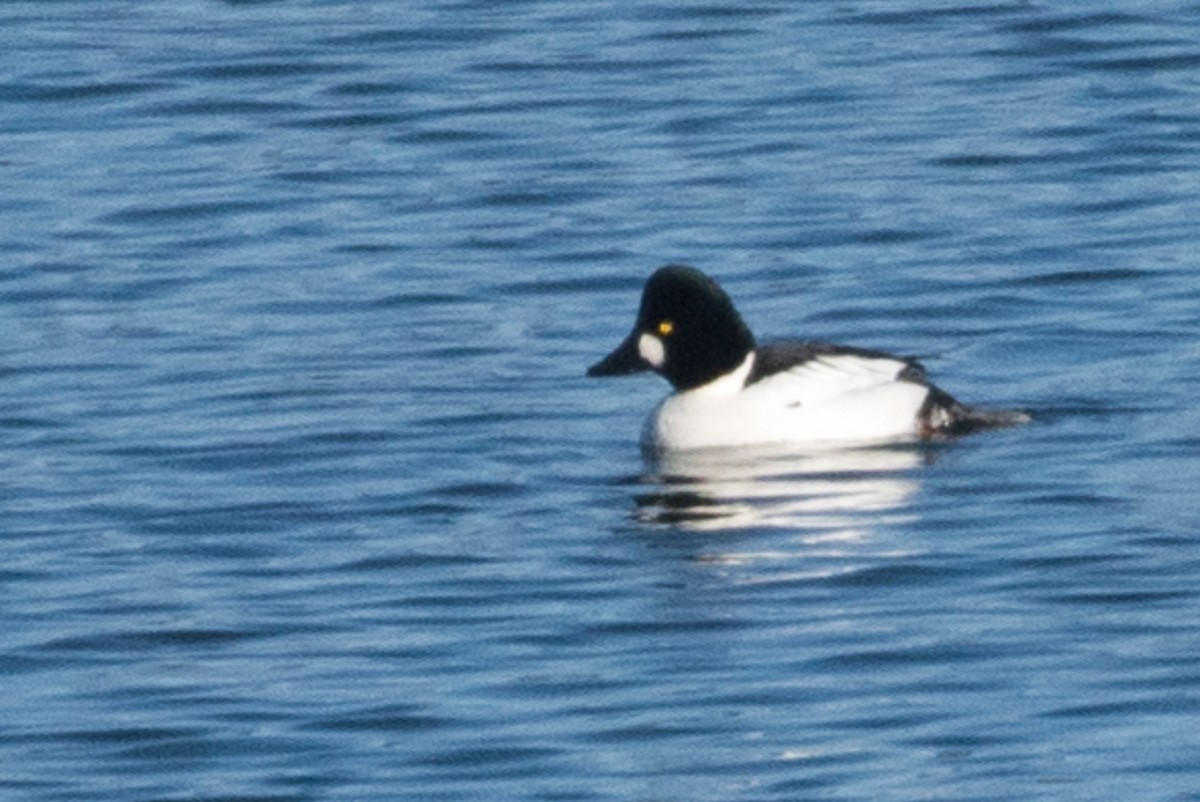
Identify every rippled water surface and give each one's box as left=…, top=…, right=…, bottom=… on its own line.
left=4, top=2, right=1200, bottom=800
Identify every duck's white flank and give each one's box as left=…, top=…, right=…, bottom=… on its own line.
left=641, top=351, right=931, bottom=450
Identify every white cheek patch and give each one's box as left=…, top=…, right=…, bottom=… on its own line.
left=638, top=333, right=665, bottom=369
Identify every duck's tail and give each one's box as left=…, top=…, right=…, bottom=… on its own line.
left=919, top=386, right=1031, bottom=438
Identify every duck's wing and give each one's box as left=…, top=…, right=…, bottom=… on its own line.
left=746, top=341, right=926, bottom=406
left=747, top=341, right=1030, bottom=436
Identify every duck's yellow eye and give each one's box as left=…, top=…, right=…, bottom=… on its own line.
left=657, top=320, right=674, bottom=336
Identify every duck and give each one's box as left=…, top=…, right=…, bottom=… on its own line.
left=587, top=264, right=1028, bottom=451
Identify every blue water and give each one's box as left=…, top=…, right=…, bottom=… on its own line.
left=4, top=2, right=1200, bottom=800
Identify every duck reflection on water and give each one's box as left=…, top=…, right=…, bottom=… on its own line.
left=633, top=442, right=928, bottom=537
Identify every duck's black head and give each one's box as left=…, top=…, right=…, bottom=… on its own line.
left=587, top=264, right=756, bottom=391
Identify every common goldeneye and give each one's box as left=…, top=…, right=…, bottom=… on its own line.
left=587, top=264, right=1028, bottom=450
